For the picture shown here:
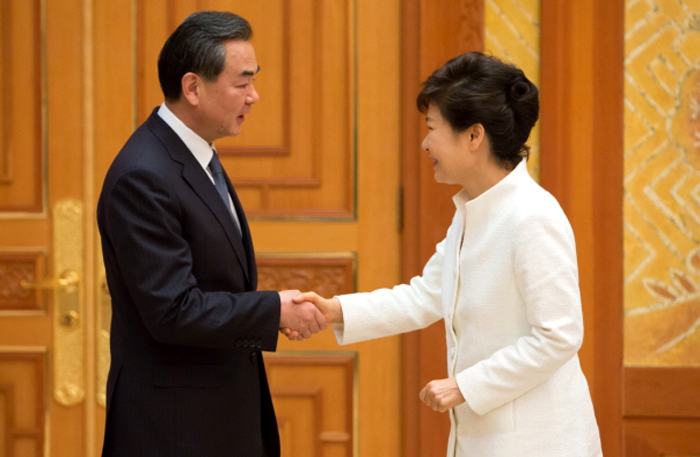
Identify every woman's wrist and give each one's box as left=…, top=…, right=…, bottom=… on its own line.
left=330, top=297, right=344, bottom=324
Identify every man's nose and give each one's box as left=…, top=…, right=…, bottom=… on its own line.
left=248, top=84, right=260, bottom=103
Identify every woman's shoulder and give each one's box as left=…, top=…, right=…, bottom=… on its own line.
left=508, top=180, right=573, bottom=233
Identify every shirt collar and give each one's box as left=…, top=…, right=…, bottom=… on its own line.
left=452, top=159, right=531, bottom=220
left=157, top=102, right=214, bottom=170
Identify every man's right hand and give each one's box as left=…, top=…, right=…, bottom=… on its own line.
left=278, top=290, right=327, bottom=340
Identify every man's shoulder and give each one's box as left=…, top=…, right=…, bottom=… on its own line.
left=112, top=116, right=174, bottom=169
left=99, top=114, right=181, bottom=197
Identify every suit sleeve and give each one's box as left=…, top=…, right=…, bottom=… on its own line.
left=454, top=206, right=584, bottom=415
left=102, top=167, right=280, bottom=350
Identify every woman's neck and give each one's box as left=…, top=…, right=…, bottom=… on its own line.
left=461, top=158, right=512, bottom=200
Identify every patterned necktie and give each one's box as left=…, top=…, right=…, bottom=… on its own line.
left=208, top=151, right=241, bottom=235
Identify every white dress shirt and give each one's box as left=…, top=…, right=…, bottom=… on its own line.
left=157, top=103, right=242, bottom=233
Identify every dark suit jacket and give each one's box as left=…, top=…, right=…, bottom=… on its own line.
left=98, top=109, right=281, bottom=457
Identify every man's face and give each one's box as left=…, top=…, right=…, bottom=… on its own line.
left=198, top=40, right=259, bottom=142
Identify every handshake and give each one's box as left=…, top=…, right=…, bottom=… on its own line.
left=276, top=289, right=466, bottom=412
left=277, top=290, right=342, bottom=341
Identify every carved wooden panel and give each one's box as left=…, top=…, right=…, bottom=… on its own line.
left=256, top=255, right=355, bottom=297
left=135, top=0, right=355, bottom=217
left=265, top=353, right=355, bottom=457
left=0, top=251, right=47, bottom=312
left=0, top=350, right=46, bottom=457
left=0, top=0, right=44, bottom=213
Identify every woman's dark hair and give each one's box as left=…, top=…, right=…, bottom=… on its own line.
left=158, top=11, right=252, bottom=101
left=417, top=52, right=539, bottom=169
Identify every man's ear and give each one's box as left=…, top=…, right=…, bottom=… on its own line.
left=181, top=72, right=201, bottom=106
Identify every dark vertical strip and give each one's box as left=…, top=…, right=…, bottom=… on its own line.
left=540, top=1, right=624, bottom=455
left=592, top=0, right=624, bottom=455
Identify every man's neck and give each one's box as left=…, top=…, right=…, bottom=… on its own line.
left=164, top=100, right=211, bottom=144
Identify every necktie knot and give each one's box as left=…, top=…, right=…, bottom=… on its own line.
left=209, top=151, right=224, bottom=176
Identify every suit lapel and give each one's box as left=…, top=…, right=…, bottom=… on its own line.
left=145, top=111, right=250, bottom=281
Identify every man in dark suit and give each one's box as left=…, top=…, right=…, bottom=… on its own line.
left=97, top=11, right=325, bottom=457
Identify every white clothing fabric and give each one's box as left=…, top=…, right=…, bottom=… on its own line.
left=157, top=103, right=241, bottom=232
left=334, top=160, right=602, bottom=457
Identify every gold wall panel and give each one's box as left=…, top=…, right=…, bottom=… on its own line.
left=265, top=352, right=356, bottom=457
left=0, top=349, right=46, bottom=457
left=624, top=0, right=700, bottom=366
left=484, top=0, right=540, bottom=180
left=0, top=251, right=47, bottom=313
left=51, top=199, right=84, bottom=406
left=0, top=0, right=44, bottom=213
left=96, top=262, right=110, bottom=408
left=135, top=0, right=355, bottom=218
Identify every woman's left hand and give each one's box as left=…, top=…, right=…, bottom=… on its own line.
left=419, top=377, right=466, bottom=413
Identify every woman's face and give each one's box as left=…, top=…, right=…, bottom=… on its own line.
left=421, top=104, right=472, bottom=187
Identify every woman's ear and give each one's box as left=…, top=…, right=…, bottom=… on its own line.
left=181, top=72, right=201, bottom=106
left=468, top=123, right=486, bottom=151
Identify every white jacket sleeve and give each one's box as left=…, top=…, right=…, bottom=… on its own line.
left=455, top=207, right=584, bottom=415
left=333, top=237, right=448, bottom=345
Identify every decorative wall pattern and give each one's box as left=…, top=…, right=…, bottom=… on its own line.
left=484, top=0, right=541, bottom=180
left=624, top=0, right=700, bottom=366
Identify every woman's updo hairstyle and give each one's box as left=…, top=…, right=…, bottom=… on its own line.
left=417, top=52, right=539, bottom=169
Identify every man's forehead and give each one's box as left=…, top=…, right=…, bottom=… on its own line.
left=224, top=40, right=258, bottom=71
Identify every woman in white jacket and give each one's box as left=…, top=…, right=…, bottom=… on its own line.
left=288, top=52, right=603, bottom=457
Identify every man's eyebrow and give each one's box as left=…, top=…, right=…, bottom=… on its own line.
left=240, top=65, right=261, bottom=77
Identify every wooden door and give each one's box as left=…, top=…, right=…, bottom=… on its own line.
left=91, top=1, right=403, bottom=457
left=1, top=0, right=403, bottom=456
left=0, top=0, right=93, bottom=456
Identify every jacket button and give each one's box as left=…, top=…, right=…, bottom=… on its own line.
left=235, top=340, right=242, bottom=347
left=256, top=341, right=263, bottom=349
left=243, top=340, right=249, bottom=348
left=250, top=352, right=258, bottom=364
